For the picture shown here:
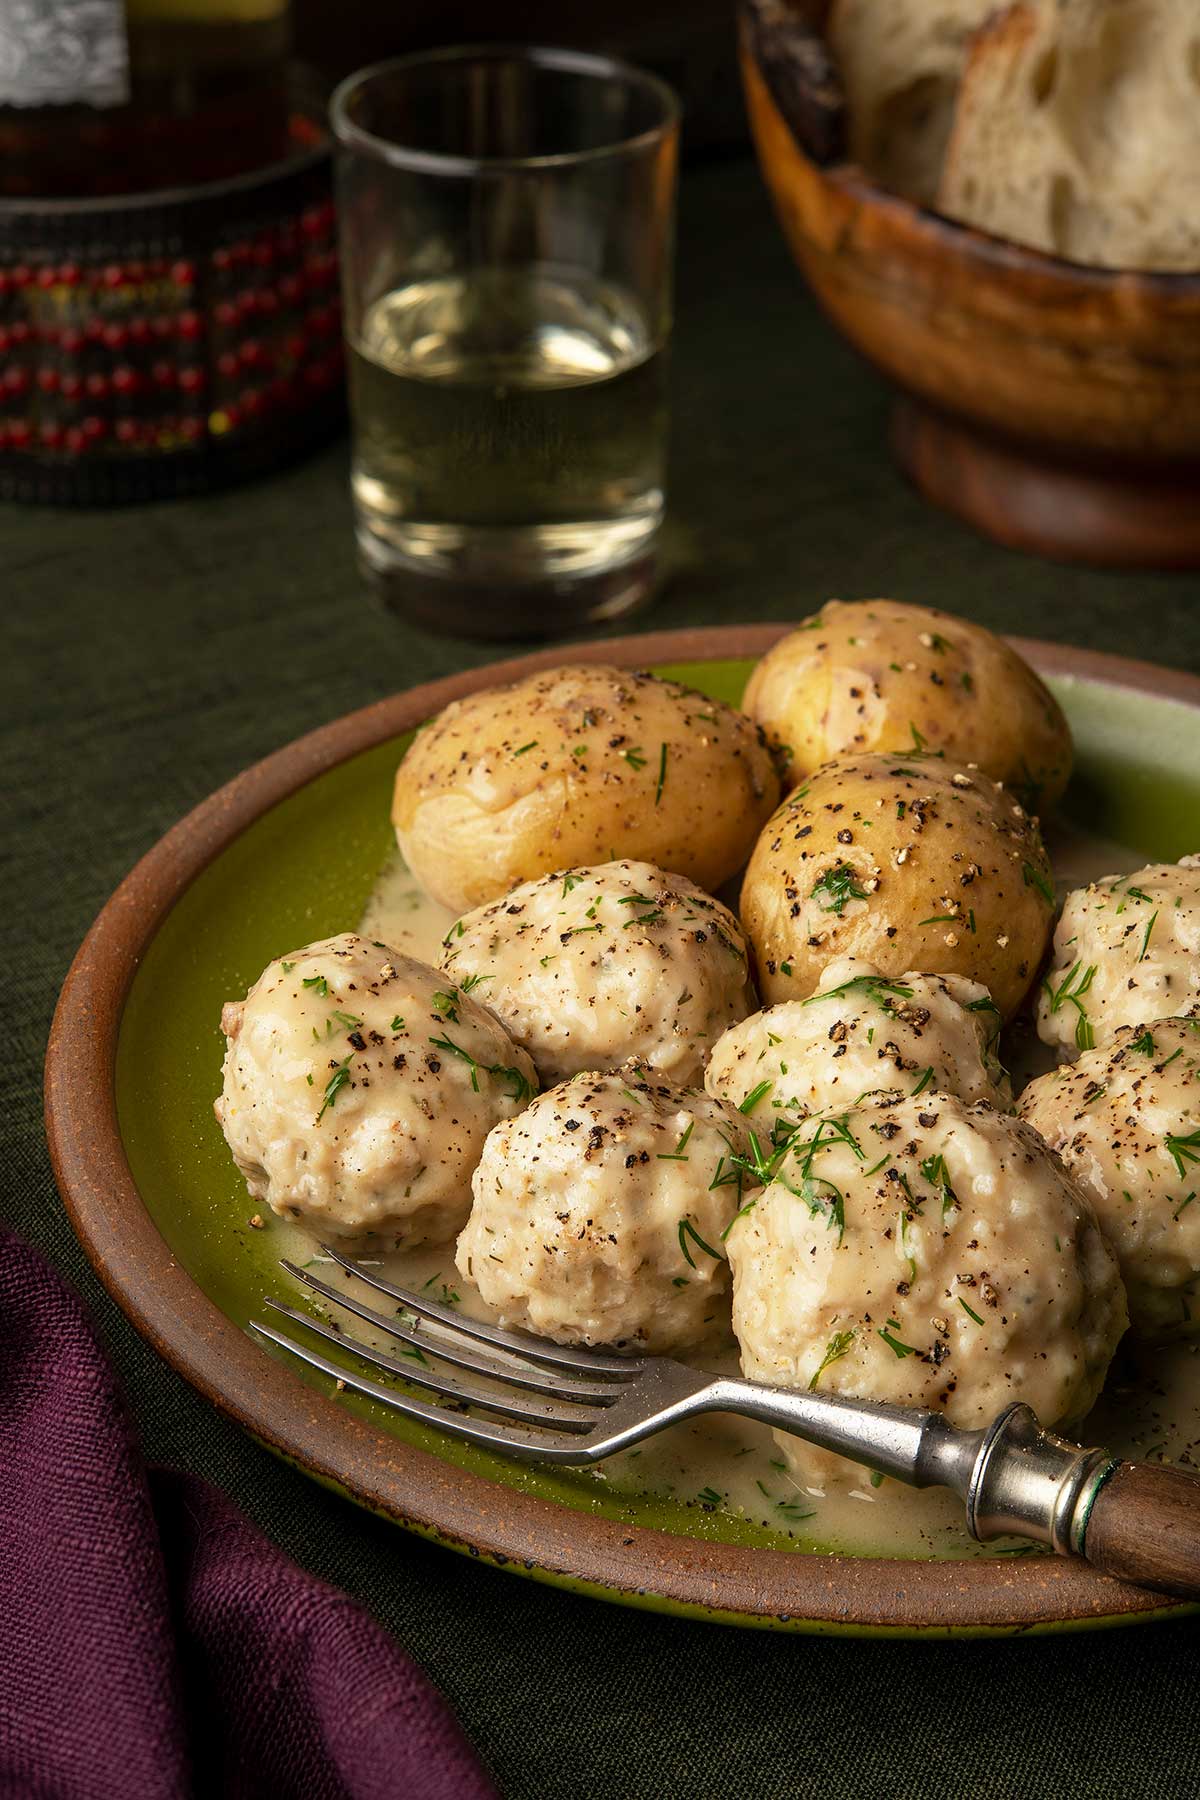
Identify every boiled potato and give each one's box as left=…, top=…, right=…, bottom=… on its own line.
left=739, top=752, right=1055, bottom=1019
left=743, top=600, right=1072, bottom=812
left=393, top=664, right=780, bottom=914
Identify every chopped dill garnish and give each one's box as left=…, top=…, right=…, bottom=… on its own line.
left=738, top=1080, right=774, bottom=1115
left=1129, top=1029, right=1157, bottom=1055
left=316, top=1055, right=353, bottom=1122
left=302, top=975, right=329, bottom=997
left=512, top=740, right=538, bottom=756
left=910, top=1067, right=935, bottom=1097
left=1042, top=962, right=1098, bottom=1051
left=957, top=1296, right=984, bottom=1325
left=390, top=1015, right=406, bottom=1032
left=622, top=746, right=647, bottom=771
left=1022, top=863, right=1056, bottom=906
left=808, top=1328, right=856, bottom=1390
left=803, top=973, right=914, bottom=1007
left=811, top=863, right=869, bottom=916
left=657, top=1120, right=695, bottom=1162
left=1138, top=911, right=1159, bottom=962
left=678, top=1217, right=724, bottom=1267
left=877, top=1320, right=919, bottom=1358
left=1166, top=1128, right=1200, bottom=1181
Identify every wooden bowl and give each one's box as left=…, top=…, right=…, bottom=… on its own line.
left=739, top=0, right=1200, bottom=568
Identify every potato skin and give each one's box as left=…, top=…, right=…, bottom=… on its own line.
left=743, top=599, right=1072, bottom=813
left=739, top=752, right=1055, bottom=1019
left=392, top=664, right=780, bottom=913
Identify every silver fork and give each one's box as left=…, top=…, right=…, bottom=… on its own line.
left=251, top=1246, right=1200, bottom=1599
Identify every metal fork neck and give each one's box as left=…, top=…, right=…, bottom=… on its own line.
left=704, top=1381, right=1116, bottom=1552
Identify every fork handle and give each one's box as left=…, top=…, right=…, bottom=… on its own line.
left=1081, top=1462, right=1200, bottom=1601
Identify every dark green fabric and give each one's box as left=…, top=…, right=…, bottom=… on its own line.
left=8, top=156, right=1200, bottom=1800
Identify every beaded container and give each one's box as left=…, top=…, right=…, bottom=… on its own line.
left=0, top=114, right=342, bottom=504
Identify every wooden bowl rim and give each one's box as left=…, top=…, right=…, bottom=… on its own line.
left=741, top=10, right=1200, bottom=299
left=44, top=623, right=1200, bottom=1634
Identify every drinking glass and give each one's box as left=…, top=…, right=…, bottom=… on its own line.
left=330, top=46, right=679, bottom=638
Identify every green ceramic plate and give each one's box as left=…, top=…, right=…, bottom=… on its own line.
left=45, top=625, right=1200, bottom=1636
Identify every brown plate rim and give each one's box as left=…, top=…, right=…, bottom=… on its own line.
left=44, top=623, right=1200, bottom=1634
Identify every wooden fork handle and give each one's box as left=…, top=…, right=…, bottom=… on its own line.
left=1082, top=1462, right=1200, bottom=1600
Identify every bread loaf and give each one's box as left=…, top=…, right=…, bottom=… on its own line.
left=938, top=0, right=1200, bottom=270
left=829, top=0, right=1000, bottom=204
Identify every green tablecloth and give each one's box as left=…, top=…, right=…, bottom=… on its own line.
left=9, top=157, right=1200, bottom=1799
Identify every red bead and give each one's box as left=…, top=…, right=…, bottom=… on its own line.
left=102, top=263, right=126, bottom=288
left=84, top=318, right=105, bottom=345
left=221, top=402, right=242, bottom=431
left=178, top=365, right=207, bottom=394
left=214, top=300, right=241, bottom=330
left=152, top=360, right=178, bottom=389
left=115, top=417, right=141, bottom=444
left=301, top=202, right=334, bottom=239
left=254, top=288, right=279, bottom=320
left=36, top=367, right=60, bottom=394
left=58, top=262, right=82, bottom=287
left=11, top=264, right=33, bottom=289
left=81, top=414, right=108, bottom=442
left=39, top=322, right=60, bottom=346
left=102, top=322, right=130, bottom=352
left=238, top=337, right=268, bottom=370
left=0, top=328, right=9, bottom=355
left=307, top=250, right=339, bottom=289
left=253, top=240, right=276, bottom=270
left=59, top=327, right=85, bottom=356
left=216, top=349, right=239, bottom=380
left=112, top=364, right=141, bottom=395
left=236, top=289, right=257, bottom=317
left=36, top=265, right=58, bottom=289
left=179, top=414, right=205, bottom=442
left=177, top=309, right=203, bottom=341
left=61, top=373, right=84, bottom=400
left=171, top=258, right=198, bottom=286
left=8, top=419, right=31, bottom=448
left=230, top=240, right=253, bottom=267
left=267, top=376, right=294, bottom=410
left=151, top=314, right=175, bottom=340
left=277, top=272, right=305, bottom=308
left=39, top=421, right=64, bottom=449
left=284, top=331, right=306, bottom=363
left=307, top=304, right=338, bottom=339
left=240, top=386, right=264, bottom=418
left=125, top=261, right=146, bottom=284
left=85, top=372, right=111, bottom=400
left=65, top=425, right=88, bottom=453
left=3, top=367, right=31, bottom=396
left=128, top=316, right=152, bottom=346
left=9, top=321, right=31, bottom=346
left=0, top=271, right=8, bottom=296
left=212, top=246, right=234, bottom=273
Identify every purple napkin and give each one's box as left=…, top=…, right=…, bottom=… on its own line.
left=0, top=1226, right=497, bottom=1800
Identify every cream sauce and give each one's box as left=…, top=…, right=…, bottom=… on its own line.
left=313, top=833, right=1200, bottom=1559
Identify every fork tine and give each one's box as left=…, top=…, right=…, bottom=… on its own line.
left=318, top=1243, right=643, bottom=1377
left=259, top=1301, right=597, bottom=1430
left=249, top=1318, right=599, bottom=1462
left=280, top=1262, right=619, bottom=1405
